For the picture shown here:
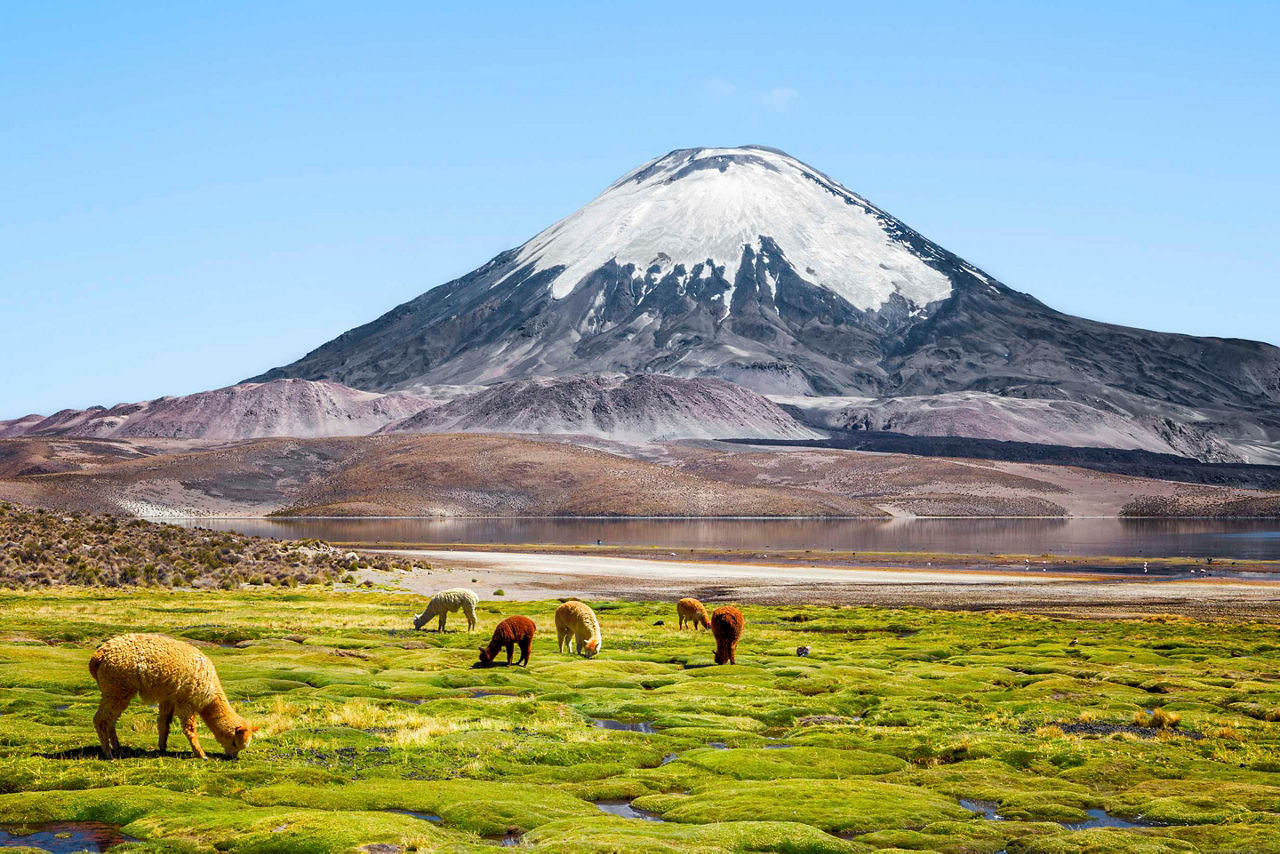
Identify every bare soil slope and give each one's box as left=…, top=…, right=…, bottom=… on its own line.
left=0, top=436, right=879, bottom=518
left=3, top=434, right=1273, bottom=518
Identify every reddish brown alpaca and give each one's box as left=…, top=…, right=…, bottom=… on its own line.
left=479, top=616, right=537, bottom=667
left=711, top=606, right=743, bottom=665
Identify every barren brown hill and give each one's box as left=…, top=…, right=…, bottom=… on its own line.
left=3, top=434, right=1275, bottom=518
left=0, top=435, right=879, bottom=518
left=0, top=438, right=158, bottom=478
left=276, top=434, right=873, bottom=517
left=656, top=443, right=1276, bottom=517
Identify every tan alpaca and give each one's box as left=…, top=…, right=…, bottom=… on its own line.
left=555, top=601, right=602, bottom=658
left=89, top=633, right=253, bottom=760
left=676, top=597, right=712, bottom=630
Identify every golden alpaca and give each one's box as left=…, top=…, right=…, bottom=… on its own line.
left=89, top=633, right=253, bottom=759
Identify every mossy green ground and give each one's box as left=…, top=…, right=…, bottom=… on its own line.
left=2, top=589, right=1280, bottom=852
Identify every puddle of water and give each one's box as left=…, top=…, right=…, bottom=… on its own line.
left=1062, top=808, right=1159, bottom=830
left=763, top=743, right=793, bottom=749
left=469, top=690, right=518, bottom=699
left=53, top=705, right=70, bottom=712
left=660, top=753, right=679, bottom=765
left=484, top=831, right=524, bottom=847
left=960, top=799, right=1004, bottom=820
left=594, top=800, right=665, bottom=822
left=0, top=822, right=139, bottom=852
left=592, top=718, right=657, bottom=734
left=706, top=742, right=728, bottom=749
left=386, top=809, right=442, bottom=823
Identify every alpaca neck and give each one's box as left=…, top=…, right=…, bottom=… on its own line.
left=199, top=692, right=239, bottom=737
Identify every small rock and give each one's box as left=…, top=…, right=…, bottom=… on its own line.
left=796, top=645, right=810, bottom=657
left=653, top=620, right=665, bottom=626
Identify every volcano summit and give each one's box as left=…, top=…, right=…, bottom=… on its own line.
left=252, top=146, right=1280, bottom=463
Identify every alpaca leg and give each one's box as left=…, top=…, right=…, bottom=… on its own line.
left=181, top=713, right=207, bottom=759
left=438, top=611, right=447, bottom=633
left=94, top=692, right=131, bottom=759
left=505, top=642, right=514, bottom=666
left=557, top=626, right=567, bottom=653
left=157, top=699, right=175, bottom=753
left=678, top=615, right=685, bottom=629
left=464, top=602, right=477, bottom=632
left=517, top=639, right=531, bottom=667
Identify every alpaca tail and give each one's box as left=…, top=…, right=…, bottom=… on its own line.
left=88, top=649, right=104, bottom=684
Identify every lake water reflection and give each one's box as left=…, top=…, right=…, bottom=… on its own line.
left=160, top=517, right=1280, bottom=561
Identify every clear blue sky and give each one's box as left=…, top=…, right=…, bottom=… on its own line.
left=3, top=1, right=1278, bottom=418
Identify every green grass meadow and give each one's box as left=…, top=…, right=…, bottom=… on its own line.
left=2, top=588, right=1280, bottom=852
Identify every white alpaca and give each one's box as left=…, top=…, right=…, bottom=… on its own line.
left=413, top=588, right=479, bottom=632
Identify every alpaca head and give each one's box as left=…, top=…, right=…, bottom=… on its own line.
left=583, top=640, right=599, bottom=658
left=413, top=612, right=427, bottom=631
left=478, top=646, right=496, bottom=666
left=217, top=716, right=255, bottom=758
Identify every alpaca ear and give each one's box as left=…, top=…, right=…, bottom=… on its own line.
left=235, top=724, right=250, bottom=736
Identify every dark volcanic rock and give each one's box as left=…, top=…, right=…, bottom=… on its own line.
left=379, top=374, right=819, bottom=441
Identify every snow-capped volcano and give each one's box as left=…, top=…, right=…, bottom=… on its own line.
left=251, top=145, right=1005, bottom=395
left=518, top=146, right=954, bottom=311
left=250, top=145, right=1280, bottom=463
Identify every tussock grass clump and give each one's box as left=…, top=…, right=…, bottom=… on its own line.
left=1134, top=707, right=1183, bottom=730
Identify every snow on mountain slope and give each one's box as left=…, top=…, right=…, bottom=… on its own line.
left=381, top=374, right=822, bottom=442
left=518, top=146, right=954, bottom=310
left=1, top=380, right=433, bottom=441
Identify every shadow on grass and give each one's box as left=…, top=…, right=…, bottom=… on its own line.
left=39, top=745, right=236, bottom=761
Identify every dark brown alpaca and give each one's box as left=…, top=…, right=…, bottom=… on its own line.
left=711, top=606, right=743, bottom=665
left=479, top=616, right=536, bottom=667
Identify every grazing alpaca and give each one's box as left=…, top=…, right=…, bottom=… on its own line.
left=89, top=633, right=253, bottom=760
left=478, top=616, right=536, bottom=667
left=413, top=588, right=479, bottom=632
left=555, top=601, right=602, bottom=658
left=711, top=606, right=743, bottom=665
left=676, top=597, right=712, bottom=630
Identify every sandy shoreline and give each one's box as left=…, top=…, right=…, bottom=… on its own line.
left=357, top=546, right=1280, bottom=623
